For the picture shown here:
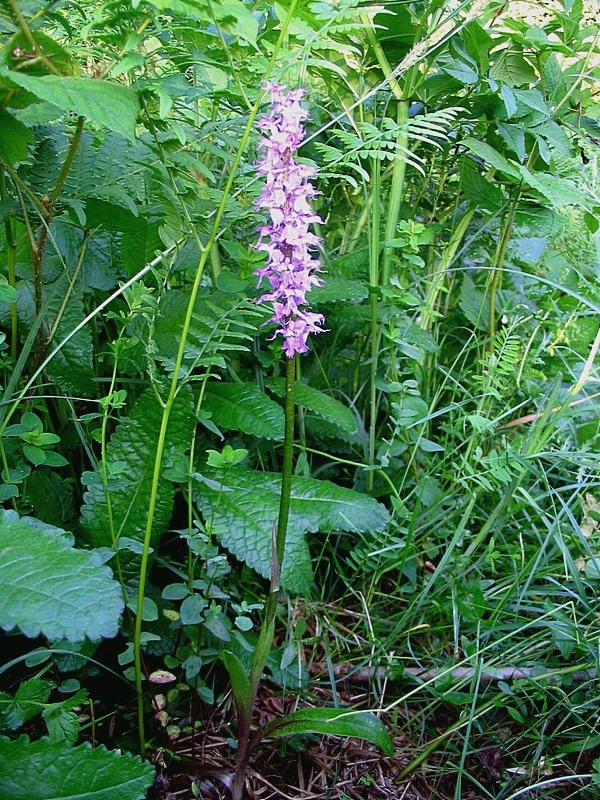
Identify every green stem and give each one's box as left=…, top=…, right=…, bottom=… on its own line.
left=132, top=0, right=301, bottom=756
left=231, top=355, right=296, bottom=800
left=49, top=116, right=85, bottom=205
left=0, top=167, right=18, bottom=361
left=367, top=158, right=380, bottom=492
left=487, top=195, right=519, bottom=343
left=6, top=0, right=61, bottom=75
left=99, top=357, right=127, bottom=599
left=382, top=101, right=408, bottom=287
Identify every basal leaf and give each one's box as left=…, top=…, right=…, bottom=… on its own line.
left=268, top=707, right=393, bottom=757
left=202, top=382, right=284, bottom=440
left=222, top=650, right=252, bottom=716
left=80, top=387, right=195, bottom=574
left=0, top=510, right=123, bottom=642
left=268, top=379, right=357, bottom=435
left=0, top=738, right=154, bottom=800
left=0, top=69, right=139, bottom=141
left=193, top=467, right=389, bottom=593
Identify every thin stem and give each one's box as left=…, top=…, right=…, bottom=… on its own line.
left=367, top=158, right=380, bottom=492
left=382, top=101, right=408, bottom=287
left=5, top=0, right=61, bottom=75
left=232, top=355, right=296, bottom=800
left=132, top=0, right=301, bottom=756
left=0, top=167, right=18, bottom=361
left=49, top=116, right=85, bottom=205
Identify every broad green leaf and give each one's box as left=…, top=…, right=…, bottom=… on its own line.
left=80, top=387, right=195, bottom=574
left=0, top=676, right=53, bottom=731
left=268, top=379, right=357, bottom=435
left=202, top=382, right=284, bottom=440
left=0, top=68, right=139, bottom=140
left=0, top=738, right=154, bottom=800
left=462, top=138, right=521, bottom=180
left=0, top=109, right=33, bottom=164
left=490, top=49, right=536, bottom=87
left=311, top=275, right=369, bottom=304
left=193, top=467, right=389, bottom=593
left=0, top=511, right=123, bottom=642
left=461, top=161, right=504, bottom=211
left=146, top=0, right=258, bottom=46
left=268, top=707, right=393, bottom=757
left=153, top=290, right=262, bottom=375
left=42, top=706, right=80, bottom=744
left=518, top=167, right=591, bottom=208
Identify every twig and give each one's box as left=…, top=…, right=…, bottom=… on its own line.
left=309, top=662, right=596, bottom=685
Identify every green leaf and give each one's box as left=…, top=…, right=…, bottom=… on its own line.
left=518, top=167, right=591, bottom=208
left=0, top=738, right=154, bottom=800
left=268, top=707, right=393, bottom=757
left=0, top=109, right=33, bottom=164
left=42, top=706, right=80, bottom=744
left=311, top=275, right=369, bottom=304
left=268, top=379, right=357, bottom=435
left=80, top=387, right=195, bottom=575
left=0, top=69, right=139, bottom=141
left=0, top=510, right=123, bottom=642
left=0, top=278, right=18, bottom=304
left=202, top=382, right=284, bottom=440
left=222, top=650, right=252, bottom=716
left=459, top=274, right=489, bottom=331
left=490, top=49, right=536, bottom=87
left=193, top=467, right=389, bottom=593
left=0, top=677, right=53, bottom=731
left=463, top=138, right=521, bottom=179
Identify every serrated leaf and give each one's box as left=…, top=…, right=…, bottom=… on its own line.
left=518, top=167, right=591, bottom=208
left=80, top=387, right=195, bottom=574
left=0, top=738, right=154, bottom=800
left=268, top=379, right=357, bottom=435
left=490, top=49, right=536, bottom=87
left=202, top=383, right=284, bottom=440
left=193, top=467, right=389, bottom=593
left=0, top=511, right=123, bottom=642
left=0, top=677, right=53, bottom=731
left=311, top=275, right=369, bottom=304
left=42, top=706, right=80, bottom=744
left=0, top=69, right=139, bottom=141
left=268, top=707, right=393, bottom=757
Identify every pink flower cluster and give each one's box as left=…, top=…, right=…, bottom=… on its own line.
left=255, top=82, right=325, bottom=358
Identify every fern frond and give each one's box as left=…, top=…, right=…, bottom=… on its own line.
left=153, top=290, right=263, bottom=379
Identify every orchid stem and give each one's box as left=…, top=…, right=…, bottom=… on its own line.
left=231, top=354, right=296, bottom=800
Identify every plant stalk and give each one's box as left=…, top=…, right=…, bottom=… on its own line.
left=0, top=167, right=18, bottom=361
left=231, top=354, right=296, bottom=800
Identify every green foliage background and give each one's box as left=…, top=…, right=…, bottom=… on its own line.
left=0, top=0, right=598, bottom=797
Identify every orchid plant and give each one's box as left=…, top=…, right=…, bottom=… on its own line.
left=224, top=83, right=390, bottom=800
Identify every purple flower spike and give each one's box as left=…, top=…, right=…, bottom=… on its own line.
left=255, top=82, right=325, bottom=357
